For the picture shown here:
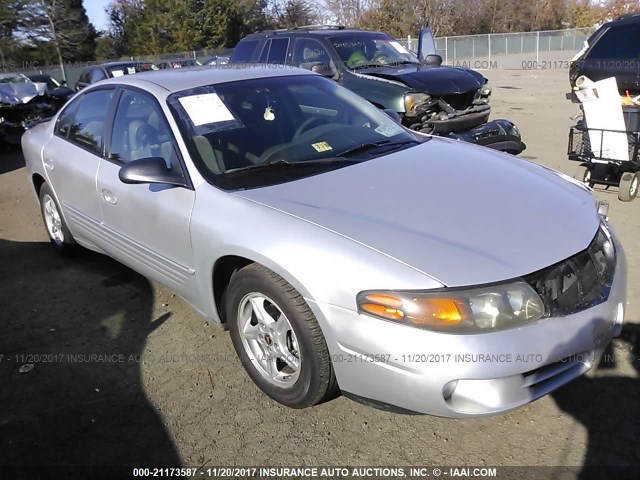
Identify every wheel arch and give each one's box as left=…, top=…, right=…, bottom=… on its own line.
left=32, top=173, right=46, bottom=197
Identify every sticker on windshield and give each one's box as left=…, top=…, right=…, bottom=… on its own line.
left=179, top=93, right=235, bottom=126
left=375, top=123, right=404, bottom=137
left=127, top=67, right=136, bottom=75
left=389, top=41, right=410, bottom=54
left=312, top=141, right=333, bottom=152
left=111, top=70, right=124, bottom=77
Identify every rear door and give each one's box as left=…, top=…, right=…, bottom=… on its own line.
left=43, top=88, right=116, bottom=245
left=96, top=87, right=196, bottom=295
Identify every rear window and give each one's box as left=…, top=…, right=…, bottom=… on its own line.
left=587, top=24, right=640, bottom=60
left=230, top=39, right=260, bottom=63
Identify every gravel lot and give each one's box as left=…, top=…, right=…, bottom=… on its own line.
left=0, top=64, right=639, bottom=477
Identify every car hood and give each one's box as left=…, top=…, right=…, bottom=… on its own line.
left=0, top=82, right=46, bottom=105
left=234, top=139, right=600, bottom=287
left=358, top=65, right=485, bottom=96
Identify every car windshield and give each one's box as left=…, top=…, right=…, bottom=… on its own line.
left=168, top=74, right=424, bottom=189
left=329, top=32, right=421, bottom=69
left=0, top=73, right=31, bottom=84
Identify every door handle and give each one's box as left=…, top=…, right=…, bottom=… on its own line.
left=101, top=189, right=117, bottom=205
left=43, top=158, right=54, bottom=171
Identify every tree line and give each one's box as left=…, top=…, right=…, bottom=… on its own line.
left=0, top=0, right=637, bottom=68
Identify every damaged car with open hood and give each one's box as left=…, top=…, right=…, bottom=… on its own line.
left=0, top=73, right=60, bottom=145
left=229, top=26, right=525, bottom=154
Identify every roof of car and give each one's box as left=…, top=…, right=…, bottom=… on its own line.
left=100, top=64, right=315, bottom=93
left=243, top=26, right=383, bottom=38
left=604, top=11, right=640, bottom=27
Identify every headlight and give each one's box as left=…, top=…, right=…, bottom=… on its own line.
left=357, top=281, right=545, bottom=333
left=474, top=83, right=492, bottom=105
left=404, top=92, right=431, bottom=117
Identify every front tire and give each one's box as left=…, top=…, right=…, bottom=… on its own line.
left=226, top=263, right=336, bottom=408
left=39, top=183, right=78, bottom=255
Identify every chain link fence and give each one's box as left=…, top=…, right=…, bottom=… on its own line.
left=401, top=27, right=596, bottom=70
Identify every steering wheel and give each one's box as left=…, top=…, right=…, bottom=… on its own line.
left=293, top=117, right=330, bottom=140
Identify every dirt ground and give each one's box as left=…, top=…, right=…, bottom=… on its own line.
left=1, top=65, right=639, bottom=477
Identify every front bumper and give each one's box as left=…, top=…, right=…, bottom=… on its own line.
left=309, top=237, right=626, bottom=417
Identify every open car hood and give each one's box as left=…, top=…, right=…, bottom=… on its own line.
left=0, top=82, right=47, bottom=105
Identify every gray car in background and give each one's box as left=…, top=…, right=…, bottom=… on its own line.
left=22, top=66, right=627, bottom=416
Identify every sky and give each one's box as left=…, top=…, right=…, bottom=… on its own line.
left=83, top=0, right=111, bottom=32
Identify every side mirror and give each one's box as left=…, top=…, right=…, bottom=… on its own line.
left=424, top=54, right=442, bottom=66
left=383, top=108, right=402, bottom=124
left=119, top=157, right=186, bottom=187
left=311, top=63, right=336, bottom=78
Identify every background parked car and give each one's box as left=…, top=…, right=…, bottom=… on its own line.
left=75, top=61, right=158, bottom=91
left=0, top=73, right=60, bottom=145
left=156, top=58, right=201, bottom=69
left=202, top=55, right=230, bottom=66
left=27, top=74, right=74, bottom=106
left=229, top=25, right=525, bottom=154
left=569, top=13, right=640, bottom=95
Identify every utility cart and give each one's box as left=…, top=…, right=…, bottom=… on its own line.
left=569, top=109, right=640, bottom=201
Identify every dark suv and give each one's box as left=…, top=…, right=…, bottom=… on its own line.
left=230, top=26, right=525, bottom=154
left=570, top=13, right=640, bottom=94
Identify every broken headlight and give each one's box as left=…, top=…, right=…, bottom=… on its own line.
left=474, top=83, right=492, bottom=105
left=404, top=92, right=431, bottom=117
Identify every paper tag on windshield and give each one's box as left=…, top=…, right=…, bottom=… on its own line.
left=389, top=41, right=409, bottom=54
left=375, top=123, right=404, bottom=137
left=127, top=67, right=136, bottom=75
left=111, top=70, right=124, bottom=77
left=179, top=93, right=234, bottom=126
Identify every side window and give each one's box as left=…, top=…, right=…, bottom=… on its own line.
left=587, top=25, right=640, bottom=60
left=78, top=69, right=90, bottom=84
left=54, top=97, right=81, bottom=138
left=90, top=68, right=107, bottom=83
left=109, top=89, right=177, bottom=167
left=230, top=39, right=260, bottom=63
left=67, top=89, right=114, bottom=154
left=258, top=38, right=290, bottom=64
left=267, top=38, right=289, bottom=64
left=292, top=38, right=331, bottom=69
left=258, top=39, right=271, bottom=63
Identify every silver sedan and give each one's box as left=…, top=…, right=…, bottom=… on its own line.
left=22, top=66, right=627, bottom=417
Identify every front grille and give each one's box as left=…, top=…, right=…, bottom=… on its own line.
left=439, top=90, right=477, bottom=110
left=525, top=225, right=616, bottom=316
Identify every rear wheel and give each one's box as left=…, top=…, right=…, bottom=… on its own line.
left=226, top=263, right=336, bottom=408
left=39, top=183, right=78, bottom=255
left=618, top=172, right=639, bottom=202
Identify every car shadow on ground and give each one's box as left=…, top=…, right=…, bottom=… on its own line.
left=550, top=323, right=640, bottom=478
left=0, top=146, right=26, bottom=175
left=0, top=238, right=181, bottom=467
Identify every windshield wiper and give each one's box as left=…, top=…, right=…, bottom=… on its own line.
left=349, top=62, right=383, bottom=70
left=224, top=157, right=362, bottom=176
left=385, top=60, right=421, bottom=67
left=334, top=139, right=418, bottom=158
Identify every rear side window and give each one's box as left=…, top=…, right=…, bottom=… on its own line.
left=259, top=38, right=289, bottom=64
left=587, top=24, right=640, bottom=60
left=67, top=89, right=115, bottom=154
left=90, top=68, right=107, bottom=83
left=78, top=69, right=91, bottom=84
left=230, top=39, right=260, bottom=63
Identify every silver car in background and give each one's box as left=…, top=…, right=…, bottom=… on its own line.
left=22, top=66, right=627, bottom=417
